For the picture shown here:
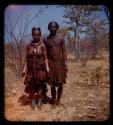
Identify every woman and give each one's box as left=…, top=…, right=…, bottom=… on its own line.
left=22, top=27, right=49, bottom=109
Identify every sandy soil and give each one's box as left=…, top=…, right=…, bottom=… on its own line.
left=5, top=52, right=110, bottom=121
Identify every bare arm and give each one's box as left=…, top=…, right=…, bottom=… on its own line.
left=45, top=59, right=49, bottom=72
left=42, top=42, right=50, bottom=72
left=61, top=38, right=67, bottom=68
left=22, top=44, right=28, bottom=76
left=22, top=62, right=26, bottom=73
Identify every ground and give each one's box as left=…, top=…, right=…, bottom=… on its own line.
left=5, top=51, right=110, bottom=121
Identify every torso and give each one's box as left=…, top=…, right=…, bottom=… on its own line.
left=26, top=41, right=46, bottom=73
left=44, top=35, right=63, bottom=61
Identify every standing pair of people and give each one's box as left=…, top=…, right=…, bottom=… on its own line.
left=22, top=22, right=68, bottom=109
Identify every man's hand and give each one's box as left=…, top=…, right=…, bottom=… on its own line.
left=63, top=61, right=68, bottom=73
left=64, top=66, right=68, bottom=73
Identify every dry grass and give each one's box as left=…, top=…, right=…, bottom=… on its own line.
left=5, top=51, right=110, bottom=121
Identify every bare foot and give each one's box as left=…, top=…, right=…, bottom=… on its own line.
left=56, top=101, right=64, bottom=107
left=50, top=98, right=56, bottom=105
left=31, top=105, right=35, bottom=110
left=37, top=105, right=42, bottom=110
left=51, top=104, right=57, bottom=109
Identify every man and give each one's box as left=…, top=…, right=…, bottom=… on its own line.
left=44, top=21, right=68, bottom=106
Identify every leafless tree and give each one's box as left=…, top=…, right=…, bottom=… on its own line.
left=5, top=6, right=47, bottom=78
left=85, top=20, right=107, bottom=59
left=61, top=5, right=108, bottom=66
left=62, top=5, right=100, bottom=61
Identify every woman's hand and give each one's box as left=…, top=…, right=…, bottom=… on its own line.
left=46, top=67, right=50, bottom=73
left=46, top=68, right=50, bottom=80
left=21, top=71, right=25, bottom=77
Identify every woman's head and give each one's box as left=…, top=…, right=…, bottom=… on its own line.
left=32, top=27, right=41, bottom=42
left=48, top=21, right=59, bottom=33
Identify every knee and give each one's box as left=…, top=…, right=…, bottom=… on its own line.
left=51, top=84, right=55, bottom=89
left=58, top=84, right=63, bottom=89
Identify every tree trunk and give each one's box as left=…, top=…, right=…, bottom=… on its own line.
left=91, top=41, right=97, bottom=59
left=74, top=30, right=81, bottom=62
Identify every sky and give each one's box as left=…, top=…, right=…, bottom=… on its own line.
left=5, top=5, right=69, bottom=42
left=4, top=5, right=108, bottom=43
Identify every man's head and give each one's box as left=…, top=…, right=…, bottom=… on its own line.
left=48, top=21, right=59, bottom=33
left=32, top=27, right=41, bottom=42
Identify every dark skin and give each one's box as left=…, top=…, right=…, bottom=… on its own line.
left=49, top=23, right=58, bottom=37
left=22, top=29, right=50, bottom=108
left=22, top=28, right=50, bottom=79
left=21, top=30, right=41, bottom=77
left=32, top=30, right=41, bottom=43
left=48, top=23, right=63, bottom=106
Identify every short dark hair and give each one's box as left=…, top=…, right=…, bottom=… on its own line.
left=48, top=21, right=59, bottom=30
left=31, top=27, right=41, bottom=36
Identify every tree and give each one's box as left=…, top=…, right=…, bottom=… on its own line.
left=85, top=20, right=107, bottom=59
left=62, top=5, right=101, bottom=62
left=57, top=27, right=70, bottom=37
left=5, top=6, right=46, bottom=78
left=61, top=5, right=108, bottom=65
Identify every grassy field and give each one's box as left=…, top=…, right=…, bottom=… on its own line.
left=5, top=51, right=110, bottom=121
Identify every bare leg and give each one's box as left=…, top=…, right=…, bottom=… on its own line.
left=42, top=82, right=48, bottom=103
left=42, top=82, right=48, bottom=97
left=56, top=84, right=63, bottom=105
left=30, top=90, right=36, bottom=110
left=31, top=99, right=35, bottom=110
left=51, top=85, right=56, bottom=104
left=37, top=99, right=42, bottom=109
